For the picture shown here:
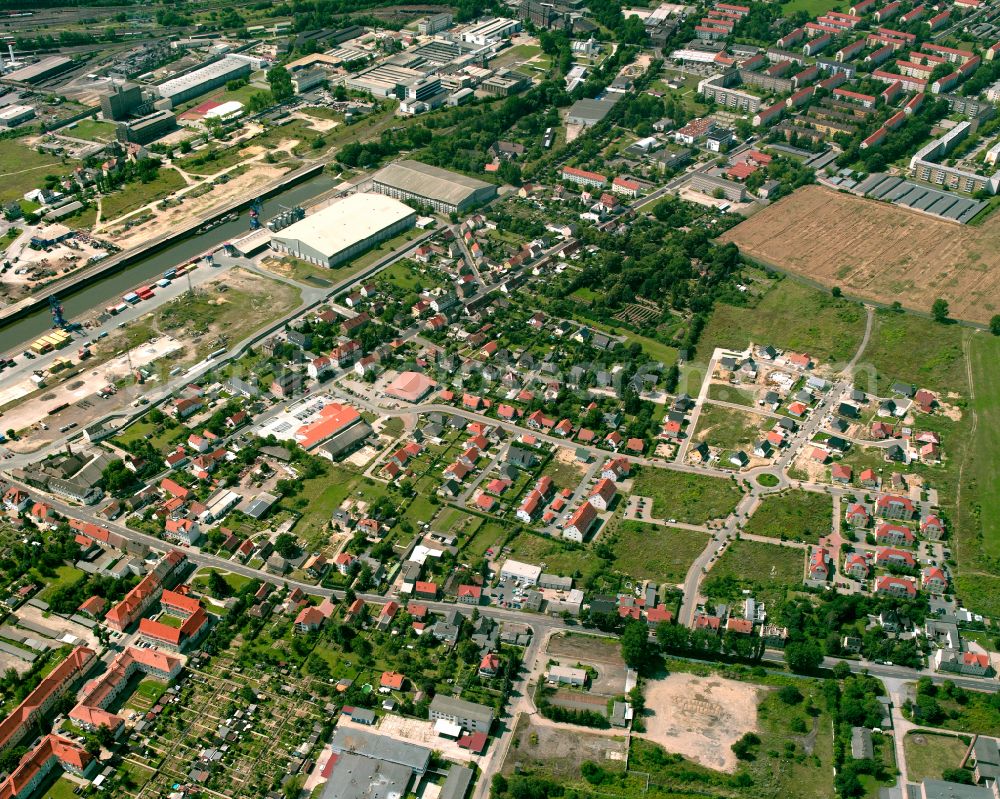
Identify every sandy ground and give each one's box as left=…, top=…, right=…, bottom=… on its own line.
left=290, top=111, right=340, bottom=133
left=0, top=650, right=33, bottom=675
left=0, top=336, right=181, bottom=433
left=343, top=714, right=479, bottom=763
left=106, top=163, right=289, bottom=250
left=303, top=744, right=333, bottom=792
left=503, top=716, right=628, bottom=779
left=720, top=184, right=1000, bottom=325
left=638, top=672, right=760, bottom=773
left=15, top=603, right=100, bottom=649
left=791, top=449, right=833, bottom=482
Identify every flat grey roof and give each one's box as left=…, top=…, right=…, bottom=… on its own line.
left=4, top=56, right=72, bottom=83
left=920, top=779, right=995, bottom=799
left=429, top=694, right=494, bottom=724
left=322, top=752, right=413, bottom=799
left=321, top=420, right=373, bottom=455
left=158, top=55, right=251, bottom=98
left=440, top=764, right=474, bottom=799
left=329, top=727, right=431, bottom=772
left=566, top=94, right=621, bottom=123
left=371, top=160, right=493, bottom=206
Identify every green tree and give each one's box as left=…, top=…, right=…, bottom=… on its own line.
left=731, top=731, right=760, bottom=760
left=931, top=297, right=949, bottom=323
left=208, top=570, right=232, bottom=598
left=101, top=459, right=138, bottom=497
left=990, top=314, right=1000, bottom=335
left=267, top=66, right=294, bottom=102
left=273, top=533, right=299, bottom=558
left=785, top=640, right=823, bottom=673
left=620, top=620, right=655, bottom=673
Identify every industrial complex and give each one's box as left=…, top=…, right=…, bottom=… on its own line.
left=370, top=160, right=498, bottom=214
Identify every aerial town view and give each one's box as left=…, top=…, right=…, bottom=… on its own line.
left=3, top=0, right=1000, bottom=798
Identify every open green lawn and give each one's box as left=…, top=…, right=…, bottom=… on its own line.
left=260, top=255, right=337, bottom=286
left=0, top=138, right=65, bottom=205
left=782, top=0, right=846, bottom=14
left=154, top=613, right=184, bottom=628
left=40, top=776, right=77, bottom=799
left=694, top=404, right=768, bottom=452
left=379, top=259, right=429, bottom=293
left=903, top=732, right=969, bottom=782
left=134, top=677, right=167, bottom=702
left=582, top=317, right=679, bottom=365
left=191, top=568, right=251, bottom=594
left=697, top=278, right=866, bottom=367
left=505, top=43, right=543, bottom=60
left=290, top=466, right=388, bottom=544
left=707, top=383, right=756, bottom=407
left=705, top=539, right=805, bottom=602
left=954, top=333, right=1000, bottom=616
left=609, top=520, right=709, bottom=583
left=859, top=311, right=969, bottom=396
left=120, top=761, right=156, bottom=787
left=506, top=531, right=603, bottom=585
left=113, top=417, right=188, bottom=454
left=839, top=444, right=891, bottom=482
left=631, top=467, right=743, bottom=524
left=460, top=520, right=508, bottom=561
left=925, top=688, right=1000, bottom=736
left=300, top=106, right=341, bottom=121
left=744, top=490, right=833, bottom=544
left=65, top=118, right=117, bottom=142
left=38, top=565, right=85, bottom=602
left=541, top=456, right=585, bottom=489
left=101, top=168, right=187, bottom=220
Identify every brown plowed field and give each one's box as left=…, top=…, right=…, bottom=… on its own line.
left=720, top=184, right=1000, bottom=325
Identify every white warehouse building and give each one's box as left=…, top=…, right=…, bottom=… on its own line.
left=269, top=192, right=416, bottom=268
left=157, top=55, right=254, bottom=107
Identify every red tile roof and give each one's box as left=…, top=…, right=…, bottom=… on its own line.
left=0, top=647, right=95, bottom=752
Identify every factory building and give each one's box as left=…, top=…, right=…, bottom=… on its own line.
left=2, top=56, right=72, bottom=86
left=370, top=159, right=497, bottom=214
left=100, top=83, right=144, bottom=121
left=481, top=71, right=527, bottom=96
left=347, top=64, right=430, bottom=98
left=157, top=55, right=253, bottom=107
left=115, top=109, right=177, bottom=144
left=0, top=105, right=35, bottom=127
left=269, top=193, right=416, bottom=268
left=460, top=17, right=522, bottom=45
left=417, top=11, right=453, bottom=34
left=291, top=69, right=326, bottom=94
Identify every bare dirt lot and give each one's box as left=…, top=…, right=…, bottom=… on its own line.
left=638, top=672, right=760, bottom=773
left=720, top=184, right=1000, bottom=325
left=107, top=163, right=289, bottom=249
left=546, top=633, right=627, bottom=695
left=502, top=715, right=628, bottom=780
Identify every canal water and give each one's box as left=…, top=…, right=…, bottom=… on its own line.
left=0, top=172, right=336, bottom=351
